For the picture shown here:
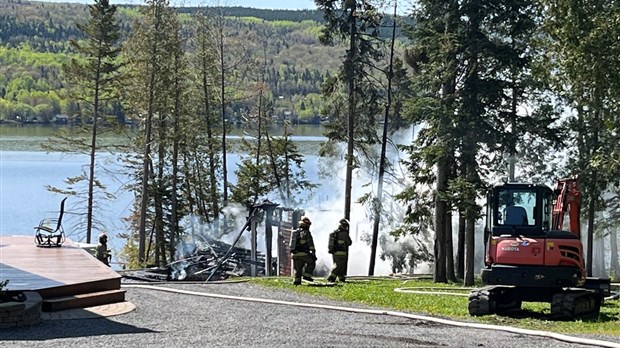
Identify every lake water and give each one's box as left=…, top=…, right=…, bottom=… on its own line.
left=0, top=124, right=396, bottom=275
left=1, top=151, right=132, bottom=237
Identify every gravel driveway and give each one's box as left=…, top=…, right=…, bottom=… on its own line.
left=0, top=282, right=618, bottom=348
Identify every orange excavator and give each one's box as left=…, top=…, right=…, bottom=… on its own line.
left=468, top=177, right=611, bottom=320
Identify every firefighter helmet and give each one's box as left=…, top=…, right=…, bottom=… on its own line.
left=339, top=218, right=349, bottom=228
left=300, top=216, right=312, bottom=226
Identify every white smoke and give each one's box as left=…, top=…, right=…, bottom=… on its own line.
left=172, top=125, right=426, bottom=278
left=294, top=126, right=420, bottom=277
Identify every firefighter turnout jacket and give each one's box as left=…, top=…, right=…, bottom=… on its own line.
left=290, top=224, right=315, bottom=256
left=328, top=226, right=352, bottom=256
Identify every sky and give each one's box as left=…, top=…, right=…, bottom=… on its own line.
left=34, top=0, right=318, bottom=10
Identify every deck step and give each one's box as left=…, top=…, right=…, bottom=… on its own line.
left=42, top=289, right=126, bottom=312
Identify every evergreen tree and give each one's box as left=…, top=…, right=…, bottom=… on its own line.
left=401, top=0, right=460, bottom=283
left=232, top=43, right=315, bottom=209
left=122, top=0, right=179, bottom=265
left=48, top=0, right=122, bottom=243
left=402, top=0, right=554, bottom=284
left=543, top=0, right=620, bottom=275
left=190, top=12, right=223, bottom=226
left=316, top=0, right=384, bottom=220
left=368, top=1, right=399, bottom=276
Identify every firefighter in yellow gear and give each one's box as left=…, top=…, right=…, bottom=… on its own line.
left=327, top=218, right=352, bottom=283
left=289, top=216, right=316, bottom=285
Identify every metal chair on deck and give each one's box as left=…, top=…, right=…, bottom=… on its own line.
left=35, top=197, right=67, bottom=247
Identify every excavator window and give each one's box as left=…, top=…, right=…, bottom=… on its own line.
left=490, top=184, right=556, bottom=236
left=497, top=189, right=535, bottom=226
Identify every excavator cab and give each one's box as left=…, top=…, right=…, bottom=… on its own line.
left=488, top=183, right=552, bottom=236
left=483, top=182, right=585, bottom=286
left=471, top=179, right=610, bottom=320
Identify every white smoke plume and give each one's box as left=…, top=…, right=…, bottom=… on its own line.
left=172, top=126, right=429, bottom=278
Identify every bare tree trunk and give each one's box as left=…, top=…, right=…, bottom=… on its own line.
left=139, top=74, right=155, bottom=265
left=369, top=1, right=397, bottom=276
left=464, top=216, right=476, bottom=286
left=434, top=156, right=448, bottom=283
left=254, top=84, right=263, bottom=205
left=434, top=0, right=458, bottom=283
left=594, top=233, right=605, bottom=277
left=218, top=14, right=229, bottom=209
left=610, top=230, right=620, bottom=279
left=155, top=93, right=167, bottom=265
left=138, top=1, right=163, bottom=265
left=586, top=173, right=598, bottom=277
left=456, top=212, right=465, bottom=279
left=579, top=108, right=599, bottom=277
left=86, top=64, right=101, bottom=244
left=169, top=36, right=182, bottom=261
left=197, top=15, right=220, bottom=224
left=446, top=211, right=456, bottom=282
left=464, top=160, right=476, bottom=286
left=344, top=4, right=357, bottom=221
left=170, top=115, right=179, bottom=260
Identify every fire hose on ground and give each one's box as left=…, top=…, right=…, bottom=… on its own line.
left=122, top=283, right=620, bottom=348
left=393, top=287, right=620, bottom=301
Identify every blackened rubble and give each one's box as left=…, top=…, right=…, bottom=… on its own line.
left=119, top=238, right=267, bottom=282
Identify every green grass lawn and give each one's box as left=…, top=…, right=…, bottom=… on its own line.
left=252, top=276, right=620, bottom=336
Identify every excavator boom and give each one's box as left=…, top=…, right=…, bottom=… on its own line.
left=552, top=178, right=581, bottom=237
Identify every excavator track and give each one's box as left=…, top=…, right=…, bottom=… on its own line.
left=468, top=287, right=494, bottom=316
left=550, top=290, right=602, bottom=321
left=468, top=286, right=521, bottom=316
left=470, top=286, right=601, bottom=320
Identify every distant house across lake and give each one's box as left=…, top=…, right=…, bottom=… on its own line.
left=52, top=114, right=69, bottom=125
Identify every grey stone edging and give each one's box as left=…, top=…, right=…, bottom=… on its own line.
left=0, top=291, right=42, bottom=329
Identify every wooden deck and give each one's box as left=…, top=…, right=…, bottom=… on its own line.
left=0, top=236, right=124, bottom=309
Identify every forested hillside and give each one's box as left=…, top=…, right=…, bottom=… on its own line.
left=0, top=0, right=349, bottom=124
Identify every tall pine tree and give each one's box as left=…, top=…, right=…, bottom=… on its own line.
left=54, top=0, right=122, bottom=243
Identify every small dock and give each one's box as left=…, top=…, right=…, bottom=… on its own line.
left=0, top=236, right=125, bottom=311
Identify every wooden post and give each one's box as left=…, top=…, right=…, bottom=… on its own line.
left=251, top=217, right=257, bottom=277
left=263, top=205, right=277, bottom=276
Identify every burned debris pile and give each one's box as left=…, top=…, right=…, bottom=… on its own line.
left=120, top=238, right=267, bottom=282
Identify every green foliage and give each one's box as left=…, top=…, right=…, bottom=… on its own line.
left=177, top=7, right=325, bottom=23
left=116, top=6, right=141, bottom=19
left=543, top=0, right=620, bottom=218
left=118, top=237, right=142, bottom=269
left=235, top=16, right=265, bottom=24
left=232, top=112, right=317, bottom=208
left=0, top=45, right=70, bottom=121
left=0, top=2, right=360, bottom=125
left=400, top=0, right=559, bottom=219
